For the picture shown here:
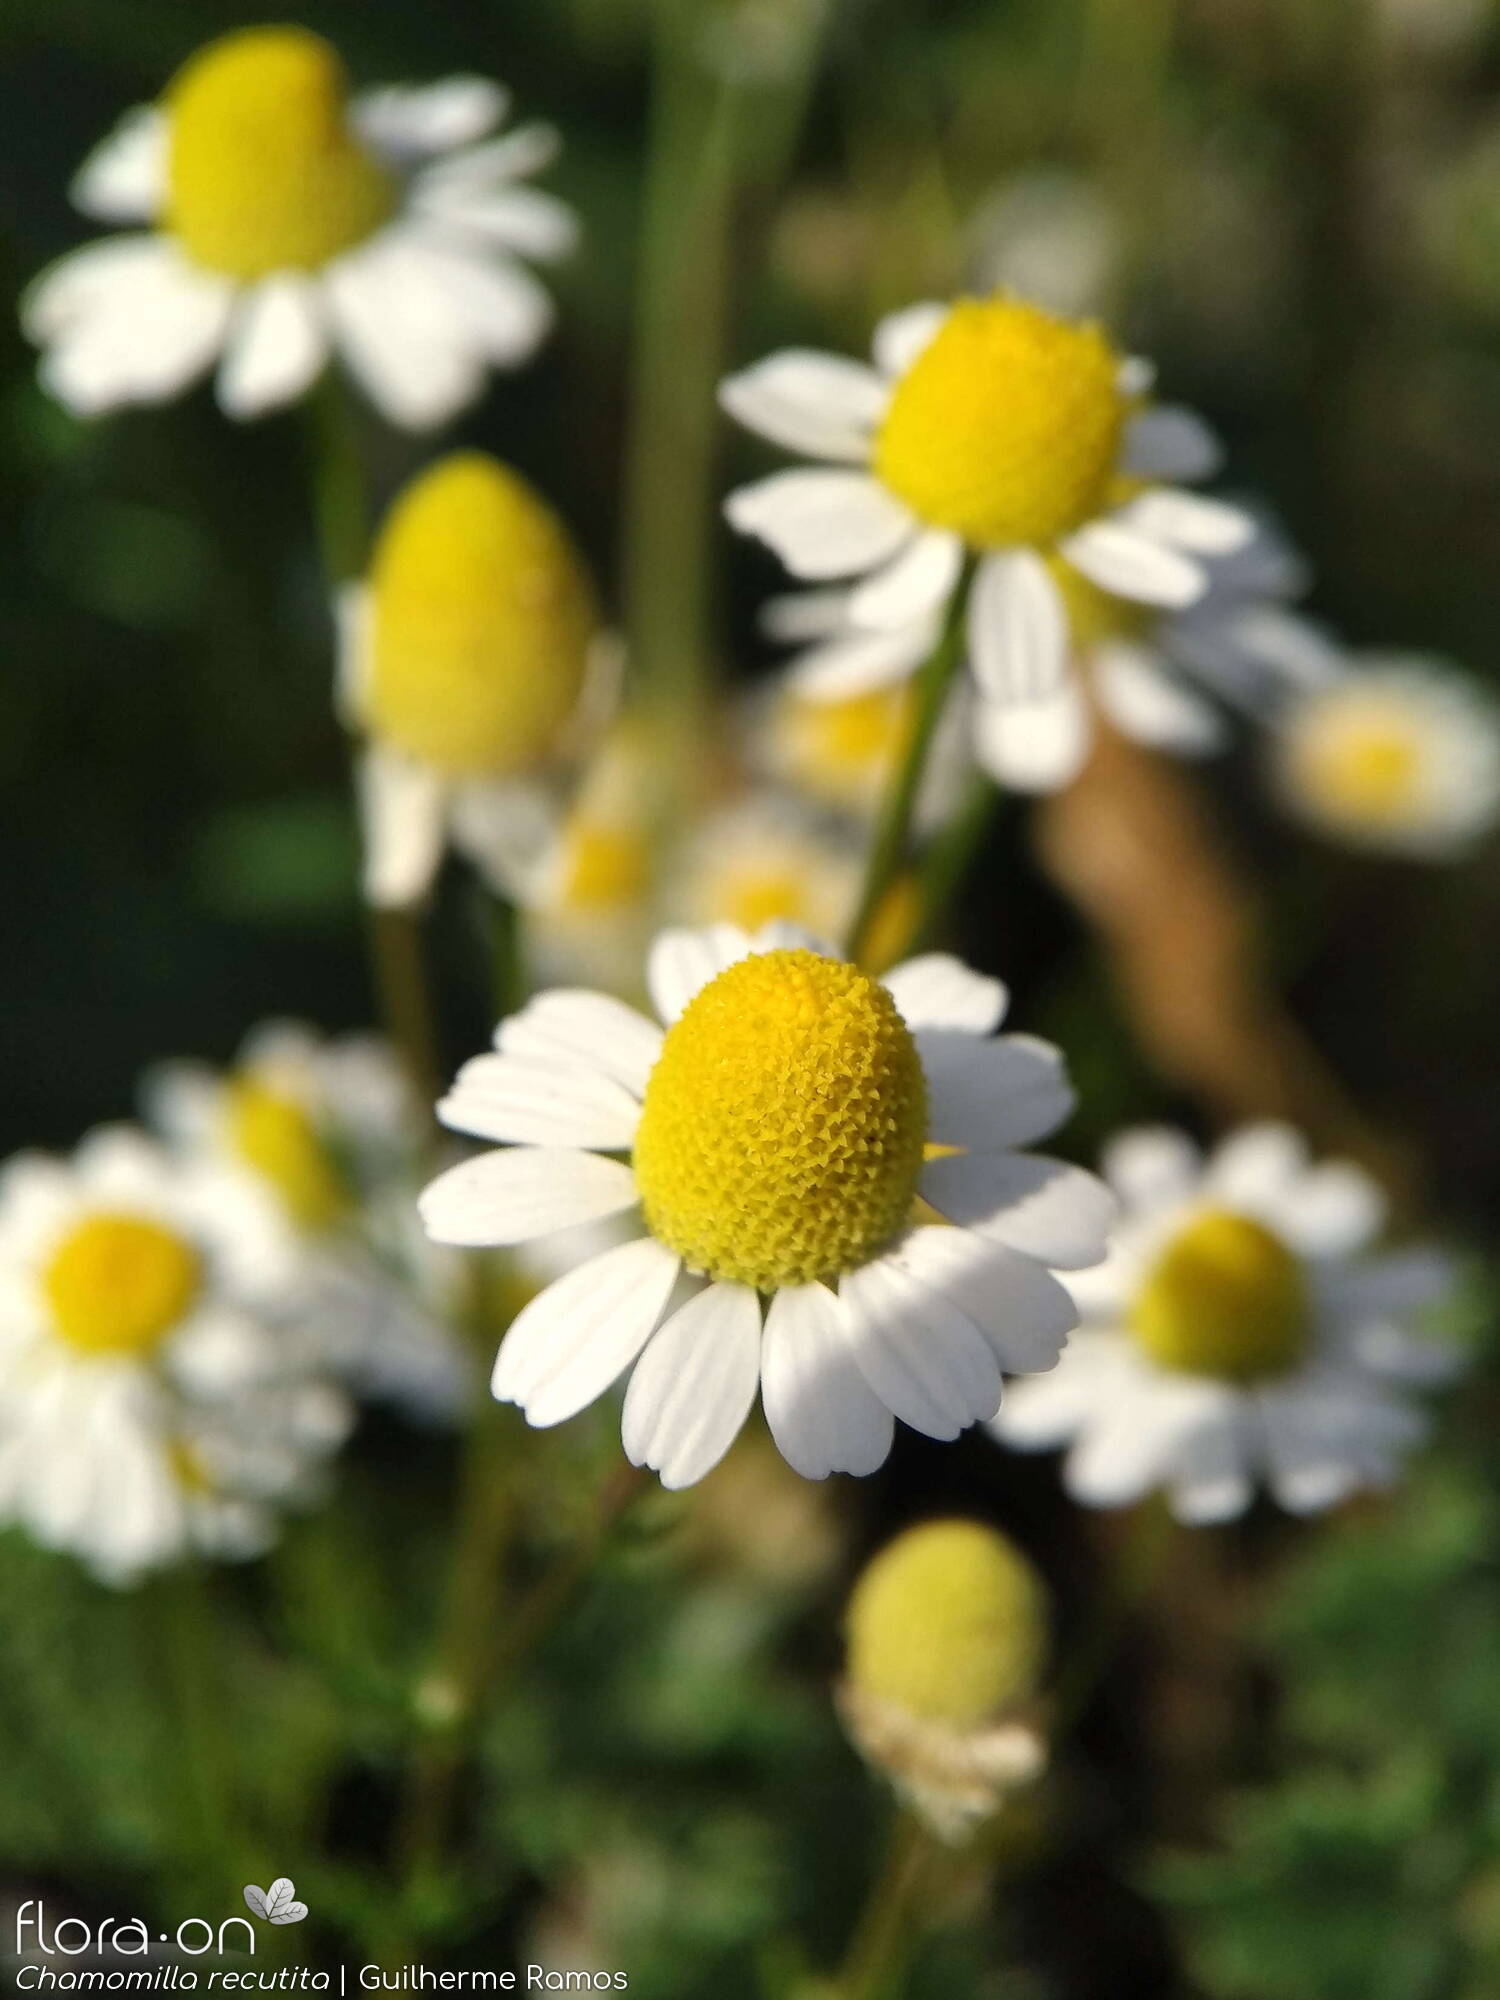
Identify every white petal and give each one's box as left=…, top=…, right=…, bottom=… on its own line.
left=334, top=585, right=372, bottom=726
left=873, top=301, right=947, bottom=379
left=492, top=1236, right=678, bottom=1424
left=1093, top=642, right=1225, bottom=754
left=1060, top=522, right=1205, bottom=609
left=990, top=1334, right=1126, bottom=1447
left=414, top=184, right=578, bottom=261
left=1120, top=405, right=1222, bottom=482
left=840, top=1250, right=1002, bottom=1439
left=354, top=77, right=509, bottom=157
left=724, top=471, right=916, bottom=581
left=787, top=622, right=933, bottom=701
left=1069, top=1378, right=1237, bottom=1509
left=622, top=1283, right=763, bottom=1488
left=846, top=531, right=964, bottom=630
left=1275, top=1164, right=1387, bottom=1259
left=438, top=1053, right=641, bottom=1150
left=887, top=1226, right=1079, bottom=1374
left=402, top=231, right=555, bottom=365
left=33, top=239, right=234, bottom=415
left=920, top=1151, right=1117, bottom=1270
left=1118, top=354, right=1156, bottom=396
left=70, top=107, right=165, bottom=222
left=324, top=234, right=488, bottom=431
left=1100, top=1127, right=1202, bottom=1213
left=918, top=1031, right=1075, bottom=1152
left=419, top=1147, right=639, bottom=1247
left=497, top=991, right=664, bottom=1097
left=216, top=277, right=327, bottom=418
left=974, top=680, right=1091, bottom=792
left=1115, top=489, right=1254, bottom=556
left=448, top=776, right=560, bottom=901
left=751, top=918, right=831, bottom=954
left=647, top=924, right=752, bottom=1024
left=415, top=124, right=562, bottom=195
left=1203, top=1124, right=1307, bottom=1208
left=882, top=954, right=1007, bottom=1033
left=718, top=351, right=888, bottom=462
left=1328, top=1246, right=1456, bottom=1320
left=760, top=587, right=855, bottom=644
left=759, top=1283, right=894, bottom=1478
left=967, top=550, right=1069, bottom=704
left=357, top=746, right=448, bottom=909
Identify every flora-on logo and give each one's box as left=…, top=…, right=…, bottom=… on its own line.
left=242, top=1880, right=308, bottom=1926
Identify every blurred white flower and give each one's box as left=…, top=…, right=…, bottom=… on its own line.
left=420, top=921, right=1111, bottom=1488
left=992, top=1123, right=1460, bottom=1521
left=750, top=598, right=974, bottom=825
left=720, top=293, right=1251, bottom=711
left=22, top=27, right=576, bottom=429
left=1270, top=655, right=1500, bottom=859
left=339, top=452, right=615, bottom=910
left=667, top=794, right=863, bottom=947
left=145, top=1021, right=472, bottom=1423
left=0, top=1127, right=351, bottom=1584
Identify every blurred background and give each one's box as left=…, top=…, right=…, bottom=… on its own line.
left=2, top=1, right=1500, bottom=1995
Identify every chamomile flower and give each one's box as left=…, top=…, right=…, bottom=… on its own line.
left=339, top=451, right=613, bottom=909
left=720, top=293, right=1252, bottom=710
left=0, top=1127, right=351, bottom=1584
left=992, top=1124, right=1460, bottom=1522
left=145, top=1022, right=471, bottom=1421
left=671, top=795, right=861, bottom=943
left=839, top=1519, right=1049, bottom=1842
left=22, top=27, right=576, bottom=429
left=419, top=921, right=1114, bottom=1489
left=752, top=597, right=973, bottom=827
left=507, top=721, right=656, bottom=992
left=1271, top=656, right=1500, bottom=859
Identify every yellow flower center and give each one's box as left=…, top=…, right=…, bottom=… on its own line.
left=633, top=950, right=927, bottom=1290
left=556, top=822, right=651, bottom=913
left=712, top=864, right=814, bottom=935
left=366, top=454, right=597, bottom=778
left=1288, top=707, right=1427, bottom=829
left=165, top=28, right=395, bottom=280
left=226, top=1076, right=349, bottom=1233
left=1130, top=1209, right=1308, bottom=1381
left=845, top=1520, right=1047, bottom=1727
left=875, top=296, right=1127, bottom=548
left=43, top=1212, right=202, bottom=1357
left=773, top=685, right=914, bottom=812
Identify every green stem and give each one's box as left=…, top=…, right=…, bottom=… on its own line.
left=913, top=769, right=1000, bottom=952
left=621, top=9, right=742, bottom=790
left=306, top=368, right=369, bottom=584
left=368, top=906, right=444, bottom=1130
left=395, top=1451, right=647, bottom=1902
left=153, top=1566, right=241, bottom=1901
left=832, top=1812, right=935, bottom=2000
left=843, top=563, right=975, bottom=964
left=303, top=372, right=445, bottom=1121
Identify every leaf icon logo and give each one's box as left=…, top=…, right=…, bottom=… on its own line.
left=243, top=1880, right=309, bottom=1925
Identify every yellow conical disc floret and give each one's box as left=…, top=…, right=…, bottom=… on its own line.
left=846, top=1520, right=1048, bottom=1728
left=225, top=1076, right=349, bottom=1234
left=875, top=296, right=1127, bottom=549
left=1130, top=1208, right=1308, bottom=1381
left=365, top=453, right=598, bottom=778
left=44, top=1212, right=201, bottom=1357
left=166, top=28, right=395, bottom=280
left=633, top=950, right=926, bottom=1290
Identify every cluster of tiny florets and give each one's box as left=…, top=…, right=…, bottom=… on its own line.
left=633, top=950, right=928, bottom=1290
left=875, top=295, right=1126, bottom=548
